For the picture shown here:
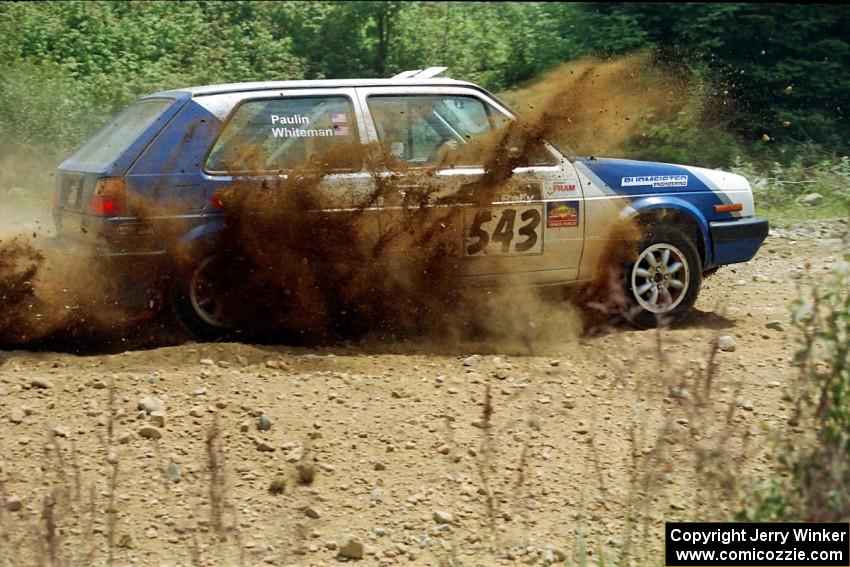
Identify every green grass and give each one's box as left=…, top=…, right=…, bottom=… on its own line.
left=732, top=156, right=850, bottom=222
left=760, top=203, right=850, bottom=223
left=737, top=258, right=850, bottom=522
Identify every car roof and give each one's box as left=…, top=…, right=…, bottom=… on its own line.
left=150, top=78, right=483, bottom=98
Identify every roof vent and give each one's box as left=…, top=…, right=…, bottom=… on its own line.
left=416, top=66, right=448, bottom=78
left=392, top=67, right=449, bottom=79
left=392, top=69, right=422, bottom=79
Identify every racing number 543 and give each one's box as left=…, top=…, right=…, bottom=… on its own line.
left=466, top=206, right=542, bottom=256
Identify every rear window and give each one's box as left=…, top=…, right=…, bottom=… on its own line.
left=68, top=99, right=173, bottom=169
left=205, top=96, right=360, bottom=173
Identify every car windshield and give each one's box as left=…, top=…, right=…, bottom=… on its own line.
left=67, top=99, right=174, bottom=169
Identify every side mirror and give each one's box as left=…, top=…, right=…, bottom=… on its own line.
left=507, top=146, right=522, bottom=160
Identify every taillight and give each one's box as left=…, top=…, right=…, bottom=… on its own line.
left=91, top=177, right=126, bottom=216
left=210, top=195, right=224, bottom=209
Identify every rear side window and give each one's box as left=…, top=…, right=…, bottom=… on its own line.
left=206, top=96, right=359, bottom=173
left=68, top=99, right=173, bottom=169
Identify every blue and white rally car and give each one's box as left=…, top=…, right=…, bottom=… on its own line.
left=50, top=67, right=768, bottom=337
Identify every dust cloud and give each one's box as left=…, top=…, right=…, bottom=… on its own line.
left=500, top=52, right=690, bottom=157
left=0, top=236, right=134, bottom=347
left=0, top=53, right=693, bottom=351
left=0, top=142, right=137, bottom=348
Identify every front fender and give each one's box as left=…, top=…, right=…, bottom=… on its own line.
left=619, top=196, right=713, bottom=267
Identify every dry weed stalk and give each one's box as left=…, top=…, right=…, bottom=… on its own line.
left=0, top=475, right=16, bottom=566
left=105, top=377, right=119, bottom=567
left=566, top=299, right=759, bottom=565
left=435, top=378, right=548, bottom=564
left=203, top=420, right=245, bottom=567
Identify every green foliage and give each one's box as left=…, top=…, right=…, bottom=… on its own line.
left=0, top=1, right=305, bottom=154
left=270, top=1, right=389, bottom=79
left=730, top=156, right=850, bottom=219
left=0, top=60, right=103, bottom=158
left=559, top=4, right=652, bottom=57
left=585, top=3, right=850, bottom=158
left=0, top=1, right=846, bottom=171
left=625, top=85, right=742, bottom=168
left=0, top=1, right=305, bottom=88
left=738, top=258, right=850, bottom=521
left=389, top=2, right=583, bottom=91
left=792, top=262, right=850, bottom=446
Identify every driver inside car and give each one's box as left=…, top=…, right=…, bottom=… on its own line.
left=429, top=137, right=460, bottom=163
left=374, top=102, right=463, bottom=165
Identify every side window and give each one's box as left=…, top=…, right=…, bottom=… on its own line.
left=367, top=94, right=558, bottom=168
left=521, top=141, right=560, bottom=168
left=367, top=95, right=501, bottom=167
left=206, top=96, right=359, bottom=173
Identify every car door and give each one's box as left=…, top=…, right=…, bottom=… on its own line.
left=202, top=87, right=380, bottom=248
left=355, top=85, right=584, bottom=284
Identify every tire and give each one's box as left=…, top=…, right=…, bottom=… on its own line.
left=624, top=225, right=702, bottom=328
left=171, top=254, right=237, bottom=340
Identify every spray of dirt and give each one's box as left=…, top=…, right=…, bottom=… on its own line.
left=0, top=237, right=41, bottom=336
left=210, top=158, right=587, bottom=350
left=0, top=53, right=696, bottom=351
left=201, top=141, right=461, bottom=342
left=0, top=237, right=139, bottom=348
left=500, top=52, right=691, bottom=157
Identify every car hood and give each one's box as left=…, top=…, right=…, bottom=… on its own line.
left=574, top=157, right=749, bottom=194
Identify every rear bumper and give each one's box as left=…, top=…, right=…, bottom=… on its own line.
left=41, top=235, right=167, bottom=259
left=710, top=216, right=769, bottom=266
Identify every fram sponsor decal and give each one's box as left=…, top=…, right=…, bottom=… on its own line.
left=547, top=200, right=579, bottom=228
left=621, top=175, right=688, bottom=188
left=551, top=182, right=576, bottom=193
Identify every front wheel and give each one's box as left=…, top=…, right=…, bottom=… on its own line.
left=172, top=255, right=237, bottom=340
left=625, top=225, right=702, bottom=328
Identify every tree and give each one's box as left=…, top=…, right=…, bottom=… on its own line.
left=580, top=3, right=850, bottom=158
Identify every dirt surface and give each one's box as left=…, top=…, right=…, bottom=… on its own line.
left=0, top=217, right=847, bottom=567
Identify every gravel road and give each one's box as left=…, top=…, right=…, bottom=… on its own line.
left=0, top=218, right=847, bottom=566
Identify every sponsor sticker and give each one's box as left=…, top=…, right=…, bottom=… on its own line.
left=547, top=200, right=579, bottom=228
left=552, top=182, right=577, bottom=193
left=268, top=112, right=351, bottom=138
left=270, top=114, right=310, bottom=126
left=621, top=175, right=688, bottom=188
left=498, top=181, right=542, bottom=202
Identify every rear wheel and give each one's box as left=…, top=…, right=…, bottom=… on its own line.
left=172, top=254, right=237, bottom=340
left=625, top=225, right=702, bottom=328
